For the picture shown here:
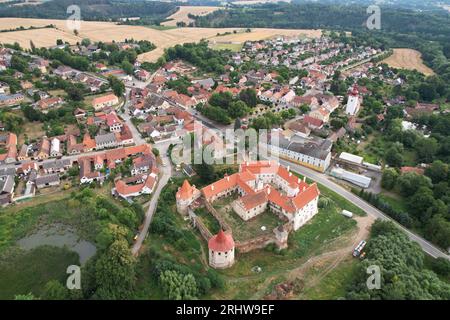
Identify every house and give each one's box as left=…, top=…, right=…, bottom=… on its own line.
left=74, top=108, right=86, bottom=120
left=92, top=94, right=119, bottom=111
left=135, top=69, right=150, bottom=81
left=0, top=81, right=10, bottom=94
left=95, top=132, right=118, bottom=149
left=106, top=112, right=123, bottom=132
left=131, top=154, right=155, bottom=176
left=192, top=78, right=215, bottom=90
left=287, top=121, right=311, bottom=138
left=113, top=174, right=157, bottom=199
left=37, top=97, right=64, bottom=112
left=36, top=138, right=50, bottom=160
left=0, top=93, right=24, bottom=107
left=35, top=174, right=60, bottom=189
left=345, top=86, right=361, bottom=116
left=309, top=107, right=330, bottom=123
left=53, top=66, right=74, bottom=79
left=0, top=169, right=15, bottom=205
left=303, top=115, right=324, bottom=129
left=50, top=138, right=62, bottom=157
left=42, top=159, right=71, bottom=174
left=270, top=133, right=332, bottom=172
left=79, top=158, right=105, bottom=184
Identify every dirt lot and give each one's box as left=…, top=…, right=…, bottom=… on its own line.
left=381, top=48, right=435, bottom=76
left=161, top=6, right=222, bottom=27
left=0, top=18, right=321, bottom=63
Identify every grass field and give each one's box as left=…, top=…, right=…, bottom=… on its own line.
left=299, top=257, right=358, bottom=299
left=381, top=48, right=435, bottom=76
left=209, top=42, right=243, bottom=52
left=0, top=246, right=79, bottom=299
left=161, top=6, right=222, bottom=27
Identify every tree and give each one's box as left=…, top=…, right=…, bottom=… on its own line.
left=81, top=38, right=91, bottom=47
left=407, top=187, right=436, bottom=223
left=238, top=88, right=257, bottom=107
left=385, top=146, right=403, bottom=167
left=121, top=60, right=134, bottom=75
left=425, top=160, right=449, bottom=184
left=94, top=239, right=136, bottom=299
left=415, top=137, right=438, bottom=163
left=108, top=75, right=125, bottom=97
left=159, top=270, right=198, bottom=300
left=426, top=215, right=450, bottom=249
left=42, top=280, right=69, bottom=300
left=11, top=54, right=28, bottom=72
left=381, top=168, right=398, bottom=190
left=397, top=172, right=433, bottom=197
left=228, top=100, right=248, bottom=118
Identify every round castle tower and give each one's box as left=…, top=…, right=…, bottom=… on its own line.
left=208, top=230, right=235, bottom=269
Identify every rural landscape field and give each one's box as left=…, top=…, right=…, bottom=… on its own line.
left=381, top=48, right=435, bottom=76
left=161, top=5, right=221, bottom=26
left=0, top=0, right=449, bottom=307
left=0, top=17, right=322, bottom=62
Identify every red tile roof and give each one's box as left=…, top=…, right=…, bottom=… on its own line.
left=208, top=230, right=234, bottom=252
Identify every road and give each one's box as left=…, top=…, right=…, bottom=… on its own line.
left=131, top=139, right=172, bottom=256
left=274, top=156, right=450, bottom=260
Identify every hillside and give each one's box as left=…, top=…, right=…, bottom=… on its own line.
left=0, top=0, right=177, bottom=22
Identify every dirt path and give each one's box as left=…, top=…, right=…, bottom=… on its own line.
left=251, top=215, right=374, bottom=300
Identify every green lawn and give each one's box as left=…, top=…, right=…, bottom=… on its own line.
left=0, top=246, right=79, bottom=299
left=379, top=192, right=408, bottom=212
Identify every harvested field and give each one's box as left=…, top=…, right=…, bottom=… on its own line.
left=381, top=48, right=435, bottom=76
left=161, top=6, right=221, bottom=27
left=0, top=18, right=321, bottom=63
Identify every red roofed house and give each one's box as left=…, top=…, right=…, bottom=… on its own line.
left=400, top=166, right=425, bottom=175
left=106, top=112, right=123, bottom=132
left=208, top=230, right=235, bottom=269
left=92, top=94, right=119, bottom=111
left=303, top=115, right=324, bottom=129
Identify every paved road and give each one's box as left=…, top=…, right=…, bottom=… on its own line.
left=274, top=156, right=450, bottom=260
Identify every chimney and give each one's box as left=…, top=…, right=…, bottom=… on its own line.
left=211, top=185, right=215, bottom=191
left=303, top=176, right=306, bottom=182
left=298, top=178, right=300, bottom=183
left=287, top=165, right=290, bottom=172
left=267, top=187, right=271, bottom=195
left=227, top=176, right=230, bottom=182
left=289, top=172, right=292, bottom=177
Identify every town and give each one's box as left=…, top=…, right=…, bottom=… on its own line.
left=0, top=20, right=449, bottom=301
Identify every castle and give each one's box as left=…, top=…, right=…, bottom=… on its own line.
left=176, top=161, right=320, bottom=269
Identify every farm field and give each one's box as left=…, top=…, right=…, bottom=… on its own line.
left=0, top=18, right=321, bottom=63
left=381, top=48, right=435, bottom=76
left=161, top=6, right=222, bottom=27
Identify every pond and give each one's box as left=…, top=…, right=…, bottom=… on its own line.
left=17, top=224, right=97, bottom=265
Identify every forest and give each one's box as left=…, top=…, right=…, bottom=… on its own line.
left=0, top=0, right=177, bottom=23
